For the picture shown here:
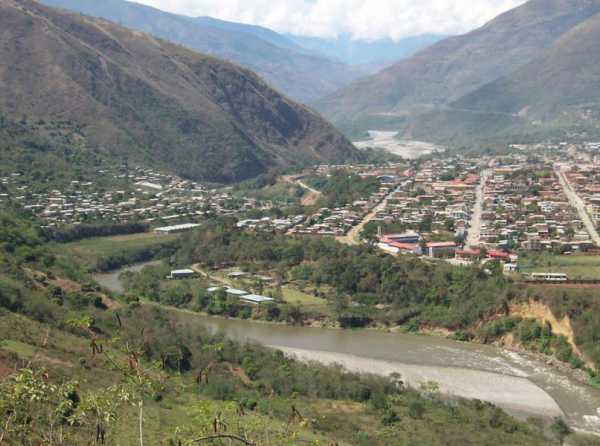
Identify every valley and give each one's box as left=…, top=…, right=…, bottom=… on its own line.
left=3, top=0, right=600, bottom=444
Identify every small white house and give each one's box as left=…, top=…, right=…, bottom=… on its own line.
left=169, top=269, right=196, bottom=279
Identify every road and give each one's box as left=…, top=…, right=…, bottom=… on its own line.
left=337, top=191, right=395, bottom=245
left=555, top=166, right=600, bottom=247
left=465, top=169, right=490, bottom=248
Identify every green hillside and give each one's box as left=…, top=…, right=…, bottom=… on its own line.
left=0, top=0, right=361, bottom=183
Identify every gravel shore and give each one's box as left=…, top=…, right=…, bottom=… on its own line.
left=275, top=345, right=564, bottom=419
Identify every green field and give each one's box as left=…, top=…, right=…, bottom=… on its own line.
left=519, top=252, right=600, bottom=280
left=53, top=232, right=180, bottom=271
left=276, top=286, right=332, bottom=313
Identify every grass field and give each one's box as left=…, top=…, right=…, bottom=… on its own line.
left=277, top=287, right=330, bottom=310
left=519, top=252, right=600, bottom=280
left=53, top=233, right=180, bottom=271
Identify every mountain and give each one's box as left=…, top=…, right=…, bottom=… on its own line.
left=287, top=34, right=446, bottom=68
left=409, top=10, right=600, bottom=144
left=194, top=16, right=305, bottom=53
left=38, top=0, right=366, bottom=103
left=0, top=0, right=361, bottom=183
left=315, top=0, right=600, bottom=132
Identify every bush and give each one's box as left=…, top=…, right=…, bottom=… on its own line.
left=408, top=400, right=425, bottom=419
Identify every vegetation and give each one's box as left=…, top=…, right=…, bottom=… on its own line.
left=0, top=1, right=361, bottom=183
left=51, top=233, right=179, bottom=272
left=0, top=117, right=129, bottom=194
left=0, top=211, right=566, bottom=445
left=233, top=173, right=305, bottom=205
left=519, top=252, right=600, bottom=280
left=305, top=170, right=380, bottom=208
left=46, top=222, right=150, bottom=243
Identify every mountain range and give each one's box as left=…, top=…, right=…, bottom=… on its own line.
left=38, top=0, right=367, bottom=103
left=0, top=0, right=361, bottom=182
left=286, top=34, right=446, bottom=68
left=316, top=0, right=600, bottom=143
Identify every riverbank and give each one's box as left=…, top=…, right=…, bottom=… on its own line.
left=274, top=345, right=563, bottom=420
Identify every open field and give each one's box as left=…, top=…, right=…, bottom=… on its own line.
left=519, top=253, right=600, bottom=280
left=274, top=286, right=331, bottom=312
left=53, top=233, right=180, bottom=271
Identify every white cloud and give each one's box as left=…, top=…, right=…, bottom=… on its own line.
left=131, top=0, right=528, bottom=41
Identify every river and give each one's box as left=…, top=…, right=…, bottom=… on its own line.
left=354, top=131, right=444, bottom=159
left=94, top=263, right=600, bottom=435
left=92, top=260, right=163, bottom=293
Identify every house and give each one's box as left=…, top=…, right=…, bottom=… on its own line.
left=225, top=288, right=248, bottom=297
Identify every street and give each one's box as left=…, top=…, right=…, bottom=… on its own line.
left=555, top=166, right=600, bottom=247
left=465, top=169, right=490, bottom=248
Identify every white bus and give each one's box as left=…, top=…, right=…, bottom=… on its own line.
left=530, top=272, right=568, bottom=282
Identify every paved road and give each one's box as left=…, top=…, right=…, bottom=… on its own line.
left=465, top=169, right=490, bottom=248
left=556, top=166, right=600, bottom=247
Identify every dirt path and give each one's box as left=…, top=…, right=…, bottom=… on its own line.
left=283, top=175, right=322, bottom=206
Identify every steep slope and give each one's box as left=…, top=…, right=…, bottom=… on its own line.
left=0, top=0, right=360, bottom=183
left=38, top=0, right=366, bottom=103
left=316, top=0, right=600, bottom=128
left=410, top=12, right=600, bottom=144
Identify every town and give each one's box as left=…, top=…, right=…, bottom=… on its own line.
left=3, top=141, right=600, bottom=281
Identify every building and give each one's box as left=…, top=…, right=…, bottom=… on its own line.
left=154, top=223, right=201, bottom=234
left=380, top=231, right=421, bottom=244
left=426, top=242, right=457, bottom=258
left=169, top=269, right=196, bottom=279
left=588, top=196, right=600, bottom=223
left=240, top=294, right=275, bottom=305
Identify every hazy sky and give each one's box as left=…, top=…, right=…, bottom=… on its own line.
left=132, top=0, right=528, bottom=41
